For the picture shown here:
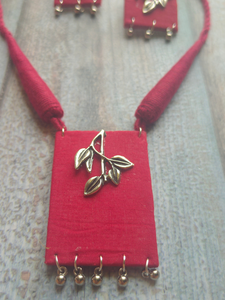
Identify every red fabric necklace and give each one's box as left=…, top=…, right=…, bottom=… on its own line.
left=0, top=0, right=210, bottom=132
left=0, top=0, right=210, bottom=282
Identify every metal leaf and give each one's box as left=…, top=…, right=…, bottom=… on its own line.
left=86, top=149, right=94, bottom=173
left=159, top=0, right=168, bottom=7
left=110, top=156, right=134, bottom=169
left=108, top=167, right=121, bottom=185
left=75, top=148, right=91, bottom=170
left=143, top=0, right=157, bottom=14
left=84, top=176, right=103, bottom=196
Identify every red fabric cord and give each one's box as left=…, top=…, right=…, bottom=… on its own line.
left=134, top=0, right=210, bottom=130
left=0, top=1, right=66, bottom=131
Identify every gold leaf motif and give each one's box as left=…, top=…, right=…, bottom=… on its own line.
left=110, top=156, right=134, bottom=169
left=159, top=0, right=168, bottom=7
left=75, top=148, right=91, bottom=170
left=86, top=149, right=94, bottom=173
left=143, top=0, right=157, bottom=14
left=108, top=167, right=121, bottom=185
left=84, top=176, right=103, bottom=196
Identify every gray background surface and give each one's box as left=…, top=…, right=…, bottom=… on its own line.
left=0, top=0, right=225, bottom=299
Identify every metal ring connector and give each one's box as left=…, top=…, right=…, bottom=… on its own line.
left=62, top=127, right=65, bottom=137
left=122, top=255, right=126, bottom=273
left=74, top=255, right=78, bottom=272
left=142, top=258, right=150, bottom=278
left=55, top=255, right=60, bottom=271
left=139, top=127, right=142, bottom=137
left=99, top=255, right=103, bottom=272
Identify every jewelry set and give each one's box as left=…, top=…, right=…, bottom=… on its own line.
left=0, top=0, right=210, bottom=291
left=55, top=0, right=178, bottom=40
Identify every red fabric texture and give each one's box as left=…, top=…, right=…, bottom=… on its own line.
left=45, top=131, right=159, bottom=267
left=124, top=0, right=178, bottom=31
left=0, top=1, right=66, bottom=131
left=54, top=0, right=101, bottom=7
left=134, top=0, right=210, bottom=130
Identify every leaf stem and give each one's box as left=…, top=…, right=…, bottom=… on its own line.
left=90, top=130, right=113, bottom=168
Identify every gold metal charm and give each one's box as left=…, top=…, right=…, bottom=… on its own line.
left=73, top=255, right=85, bottom=286
left=55, top=0, right=64, bottom=15
left=75, top=130, right=134, bottom=196
left=142, top=258, right=160, bottom=280
left=166, top=23, right=176, bottom=41
left=55, top=255, right=68, bottom=286
left=145, top=20, right=156, bottom=39
left=75, top=0, right=84, bottom=14
left=117, top=255, right=128, bottom=287
left=90, top=0, right=97, bottom=15
left=92, top=256, right=103, bottom=286
left=143, top=0, right=168, bottom=14
left=127, top=17, right=135, bottom=37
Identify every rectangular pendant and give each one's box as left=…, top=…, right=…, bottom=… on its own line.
left=45, top=130, right=159, bottom=268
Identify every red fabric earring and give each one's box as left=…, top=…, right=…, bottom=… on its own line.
left=124, top=0, right=178, bottom=39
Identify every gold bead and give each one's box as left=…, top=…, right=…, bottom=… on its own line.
left=127, top=27, right=134, bottom=37
left=55, top=274, right=66, bottom=286
left=75, top=273, right=85, bottom=286
left=55, top=5, right=63, bottom=16
left=150, top=269, right=160, bottom=280
left=166, top=28, right=173, bottom=41
left=142, top=270, right=150, bottom=278
left=118, top=274, right=128, bottom=287
left=145, top=29, right=152, bottom=39
left=75, top=4, right=82, bottom=14
left=92, top=274, right=102, bottom=286
left=90, top=5, right=97, bottom=15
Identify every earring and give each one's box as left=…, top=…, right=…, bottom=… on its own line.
left=55, top=255, right=68, bottom=286
left=124, top=0, right=178, bottom=40
left=117, top=255, right=128, bottom=287
left=92, top=255, right=103, bottom=286
left=73, top=255, right=86, bottom=286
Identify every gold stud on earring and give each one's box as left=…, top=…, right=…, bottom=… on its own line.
left=73, top=255, right=86, bottom=286
left=145, top=20, right=156, bottom=40
left=92, top=255, right=103, bottom=286
left=117, top=255, right=128, bottom=287
left=55, top=255, right=68, bottom=286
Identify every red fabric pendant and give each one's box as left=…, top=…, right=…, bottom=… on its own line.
left=124, top=0, right=178, bottom=32
left=45, top=131, right=159, bottom=267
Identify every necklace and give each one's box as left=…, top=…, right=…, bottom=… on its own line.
left=0, top=0, right=210, bottom=288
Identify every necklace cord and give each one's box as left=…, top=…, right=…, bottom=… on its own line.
left=0, top=1, right=66, bottom=131
left=0, top=1, right=210, bottom=132
left=135, top=0, right=210, bottom=131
